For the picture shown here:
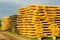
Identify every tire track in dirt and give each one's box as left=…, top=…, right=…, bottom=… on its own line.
left=0, top=32, right=17, bottom=40
left=0, top=32, right=31, bottom=40
left=0, top=33, right=9, bottom=40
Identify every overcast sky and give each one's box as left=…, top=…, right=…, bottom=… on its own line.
left=0, top=0, right=60, bottom=18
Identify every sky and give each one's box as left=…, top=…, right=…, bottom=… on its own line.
left=0, top=0, right=60, bottom=18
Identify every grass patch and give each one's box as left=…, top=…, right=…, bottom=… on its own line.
left=42, top=37, right=53, bottom=40
left=56, top=37, right=60, bottom=40
left=31, top=38, right=38, bottom=40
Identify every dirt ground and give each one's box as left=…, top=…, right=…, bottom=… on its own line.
left=0, top=32, right=31, bottom=40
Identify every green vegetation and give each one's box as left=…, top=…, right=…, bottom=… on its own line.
left=31, top=38, right=38, bottom=40
left=30, top=37, right=53, bottom=40
left=0, top=20, right=2, bottom=28
left=42, top=37, right=53, bottom=40
left=56, top=37, right=60, bottom=40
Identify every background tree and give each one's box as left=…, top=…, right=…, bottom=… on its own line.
left=0, top=20, right=2, bottom=28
